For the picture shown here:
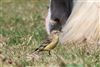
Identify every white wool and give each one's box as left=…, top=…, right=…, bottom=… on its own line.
left=60, top=0, right=100, bottom=44
left=45, top=7, right=51, bottom=35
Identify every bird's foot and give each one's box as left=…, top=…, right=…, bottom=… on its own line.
left=48, top=51, right=51, bottom=56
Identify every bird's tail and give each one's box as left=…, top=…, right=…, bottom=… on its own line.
left=34, top=48, right=39, bottom=52
left=34, top=46, right=43, bottom=52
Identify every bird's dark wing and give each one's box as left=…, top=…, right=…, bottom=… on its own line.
left=34, top=43, right=47, bottom=51
left=42, top=36, right=52, bottom=44
left=42, top=39, right=51, bottom=44
left=34, top=36, right=52, bottom=51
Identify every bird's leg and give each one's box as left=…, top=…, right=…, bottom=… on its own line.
left=48, top=51, right=51, bottom=55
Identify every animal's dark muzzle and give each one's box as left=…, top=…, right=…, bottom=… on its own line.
left=46, top=0, right=73, bottom=34
left=49, top=19, right=62, bottom=32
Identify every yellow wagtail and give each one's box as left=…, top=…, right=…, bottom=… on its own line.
left=34, top=30, right=60, bottom=55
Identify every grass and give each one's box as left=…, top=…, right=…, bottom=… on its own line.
left=0, top=0, right=100, bottom=67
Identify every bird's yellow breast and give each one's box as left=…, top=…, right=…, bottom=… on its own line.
left=43, top=35, right=59, bottom=51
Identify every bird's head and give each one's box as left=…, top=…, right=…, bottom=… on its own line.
left=50, top=30, right=60, bottom=41
left=50, top=30, right=60, bottom=36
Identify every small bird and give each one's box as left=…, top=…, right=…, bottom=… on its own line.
left=34, top=30, right=60, bottom=55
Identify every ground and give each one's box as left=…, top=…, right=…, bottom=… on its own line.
left=0, top=0, right=100, bottom=67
